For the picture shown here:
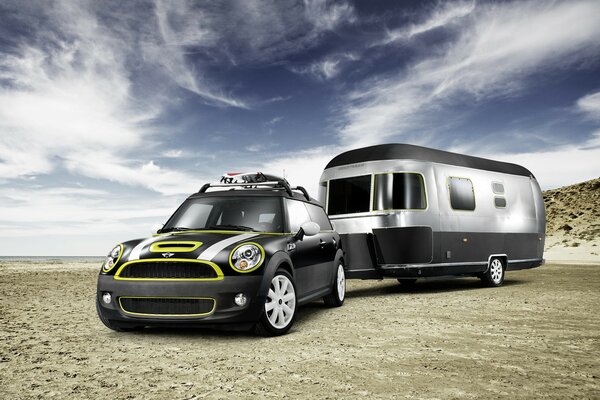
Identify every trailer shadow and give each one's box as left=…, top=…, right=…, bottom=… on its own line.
left=345, top=278, right=527, bottom=299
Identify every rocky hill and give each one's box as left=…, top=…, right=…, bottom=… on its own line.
left=543, top=177, right=600, bottom=256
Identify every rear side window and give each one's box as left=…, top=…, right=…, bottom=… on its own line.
left=328, top=175, right=371, bottom=215
left=448, top=177, right=475, bottom=211
left=285, top=199, right=311, bottom=233
left=306, top=203, right=333, bottom=230
left=374, top=173, right=427, bottom=210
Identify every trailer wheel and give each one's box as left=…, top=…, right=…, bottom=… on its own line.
left=397, top=279, right=417, bottom=286
left=481, top=257, right=505, bottom=287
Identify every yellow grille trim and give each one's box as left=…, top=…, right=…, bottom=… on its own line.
left=113, top=258, right=224, bottom=281
left=118, top=296, right=216, bottom=317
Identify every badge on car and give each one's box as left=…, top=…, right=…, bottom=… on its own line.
left=162, top=252, right=175, bottom=258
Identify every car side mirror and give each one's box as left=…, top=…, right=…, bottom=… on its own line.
left=152, top=223, right=164, bottom=235
left=295, top=221, right=320, bottom=241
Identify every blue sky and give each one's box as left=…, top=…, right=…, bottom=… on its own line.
left=1, top=0, right=600, bottom=255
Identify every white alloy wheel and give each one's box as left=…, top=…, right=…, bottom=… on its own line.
left=265, top=274, right=296, bottom=329
left=336, top=264, right=346, bottom=302
left=490, top=259, right=503, bottom=284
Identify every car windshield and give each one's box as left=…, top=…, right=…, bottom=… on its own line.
left=162, top=196, right=284, bottom=233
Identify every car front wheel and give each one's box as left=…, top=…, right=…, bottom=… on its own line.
left=255, top=269, right=297, bottom=336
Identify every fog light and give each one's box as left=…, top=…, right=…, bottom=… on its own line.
left=102, top=292, right=112, bottom=304
left=234, top=293, right=247, bottom=307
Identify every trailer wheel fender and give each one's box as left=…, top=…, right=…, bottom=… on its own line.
left=481, top=255, right=506, bottom=287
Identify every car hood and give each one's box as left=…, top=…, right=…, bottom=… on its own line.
left=119, top=230, right=285, bottom=264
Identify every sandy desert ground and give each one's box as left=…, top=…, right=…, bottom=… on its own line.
left=1, top=258, right=598, bottom=400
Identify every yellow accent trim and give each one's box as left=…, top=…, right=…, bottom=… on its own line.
left=118, top=296, right=216, bottom=317
left=149, top=241, right=202, bottom=253
left=447, top=176, right=476, bottom=211
left=372, top=171, right=429, bottom=212
left=154, top=230, right=287, bottom=237
left=113, top=258, right=224, bottom=281
left=102, top=243, right=123, bottom=273
left=229, top=242, right=265, bottom=273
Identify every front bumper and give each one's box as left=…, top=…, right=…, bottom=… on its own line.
left=96, top=274, right=265, bottom=327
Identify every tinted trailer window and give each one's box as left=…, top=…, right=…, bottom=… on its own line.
left=328, top=175, right=371, bottom=215
left=448, top=177, right=476, bottom=211
left=374, top=173, right=426, bottom=210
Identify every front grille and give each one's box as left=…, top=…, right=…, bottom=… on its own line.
left=118, top=261, right=219, bottom=279
left=119, top=297, right=215, bottom=316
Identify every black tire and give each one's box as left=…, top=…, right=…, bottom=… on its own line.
left=481, top=257, right=505, bottom=287
left=254, top=269, right=297, bottom=336
left=96, top=300, right=141, bottom=332
left=323, top=262, right=345, bottom=307
left=397, top=278, right=417, bottom=286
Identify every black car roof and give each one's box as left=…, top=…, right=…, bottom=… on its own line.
left=325, top=143, right=534, bottom=178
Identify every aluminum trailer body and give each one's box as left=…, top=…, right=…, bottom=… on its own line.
left=318, top=144, right=545, bottom=282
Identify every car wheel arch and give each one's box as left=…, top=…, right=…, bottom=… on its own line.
left=257, top=251, right=295, bottom=299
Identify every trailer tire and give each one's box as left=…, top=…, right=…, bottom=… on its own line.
left=481, top=257, right=505, bottom=287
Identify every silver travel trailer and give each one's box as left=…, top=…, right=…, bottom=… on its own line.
left=318, top=144, right=545, bottom=286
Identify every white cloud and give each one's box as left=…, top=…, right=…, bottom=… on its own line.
left=161, top=149, right=185, bottom=158
left=302, top=0, right=355, bottom=30
left=497, top=145, right=600, bottom=190
left=0, top=186, right=176, bottom=238
left=0, top=2, right=207, bottom=194
left=385, top=1, right=475, bottom=42
left=577, top=90, right=600, bottom=120
left=338, top=0, right=600, bottom=147
left=265, top=117, right=283, bottom=126
left=291, top=53, right=359, bottom=80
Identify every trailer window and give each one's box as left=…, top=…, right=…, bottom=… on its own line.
left=328, top=175, right=371, bottom=215
left=448, top=177, right=475, bottom=211
left=492, top=182, right=505, bottom=194
left=494, top=197, right=507, bottom=208
left=374, top=173, right=426, bottom=210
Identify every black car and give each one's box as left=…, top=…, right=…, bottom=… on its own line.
left=96, top=178, right=345, bottom=336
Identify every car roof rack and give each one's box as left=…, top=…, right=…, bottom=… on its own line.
left=198, top=180, right=311, bottom=201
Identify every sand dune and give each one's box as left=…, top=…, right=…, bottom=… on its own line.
left=543, top=177, right=600, bottom=262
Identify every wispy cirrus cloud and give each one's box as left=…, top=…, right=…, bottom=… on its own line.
left=338, top=0, right=600, bottom=147
left=577, top=90, right=600, bottom=121
left=384, top=1, right=475, bottom=42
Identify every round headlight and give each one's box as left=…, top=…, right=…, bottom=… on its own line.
left=229, top=243, right=264, bottom=273
left=102, top=244, right=123, bottom=272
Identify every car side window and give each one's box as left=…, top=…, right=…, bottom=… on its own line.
left=306, top=203, right=332, bottom=230
left=285, top=199, right=311, bottom=233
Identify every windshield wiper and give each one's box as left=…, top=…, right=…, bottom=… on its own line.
left=206, top=224, right=255, bottom=232
left=160, top=226, right=192, bottom=233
